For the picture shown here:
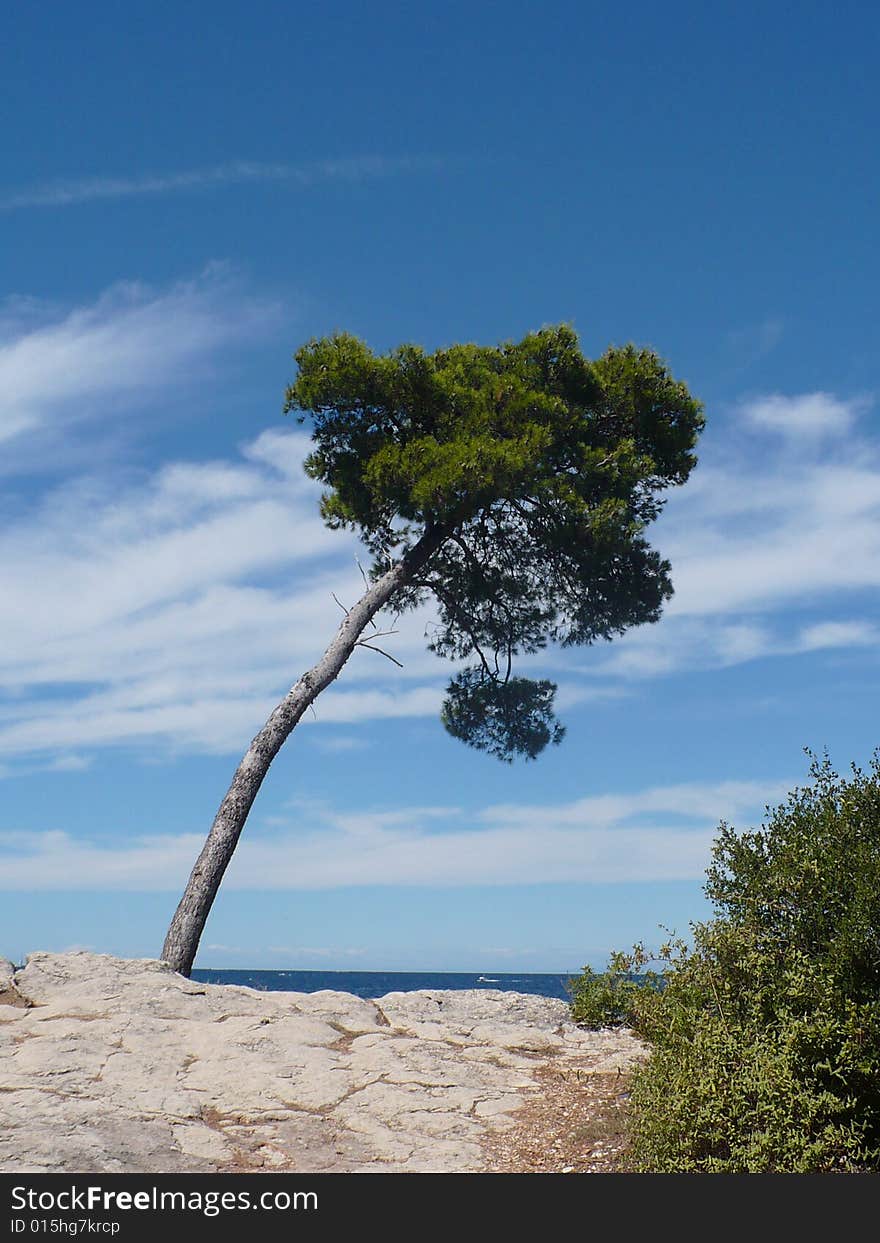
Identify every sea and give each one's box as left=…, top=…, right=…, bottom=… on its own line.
left=191, top=969, right=577, bottom=1002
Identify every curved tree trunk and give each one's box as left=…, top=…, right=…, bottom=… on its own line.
left=161, top=526, right=446, bottom=976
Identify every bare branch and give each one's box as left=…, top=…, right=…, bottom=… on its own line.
left=331, top=592, right=350, bottom=616
left=355, top=556, right=370, bottom=589
left=356, top=641, right=404, bottom=668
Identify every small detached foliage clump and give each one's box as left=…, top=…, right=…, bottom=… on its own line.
left=568, top=946, right=663, bottom=1030
left=572, top=751, right=880, bottom=1172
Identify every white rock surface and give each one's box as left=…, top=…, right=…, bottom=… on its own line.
left=0, top=958, right=15, bottom=995
left=0, top=951, right=645, bottom=1174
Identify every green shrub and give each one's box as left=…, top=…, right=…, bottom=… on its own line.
left=613, top=751, right=880, bottom=1172
left=568, top=946, right=662, bottom=1029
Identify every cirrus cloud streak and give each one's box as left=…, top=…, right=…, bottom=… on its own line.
left=0, top=778, right=786, bottom=891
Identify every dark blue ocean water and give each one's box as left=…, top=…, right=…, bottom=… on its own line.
left=191, top=969, right=577, bottom=1001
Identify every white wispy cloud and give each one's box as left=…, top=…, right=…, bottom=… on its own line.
left=669, top=420, right=880, bottom=616
left=0, top=266, right=278, bottom=467
left=2, top=415, right=879, bottom=756
left=0, top=419, right=453, bottom=758
left=723, top=316, right=785, bottom=370
left=796, top=620, right=879, bottom=651
left=1, top=286, right=878, bottom=767
left=264, top=946, right=369, bottom=961
left=0, top=754, right=92, bottom=781
left=0, top=777, right=786, bottom=891
left=0, top=156, right=448, bottom=212
left=740, top=391, right=867, bottom=438
left=567, top=391, right=880, bottom=682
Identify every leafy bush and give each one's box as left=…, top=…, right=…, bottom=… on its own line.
left=568, top=947, right=662, bottom=1029
left=610, top=751, right=880, bottom=1172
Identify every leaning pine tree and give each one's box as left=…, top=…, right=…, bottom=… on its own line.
left=161, top=326, right=704, bottom=975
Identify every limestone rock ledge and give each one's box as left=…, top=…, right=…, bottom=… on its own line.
left=0, top=951, right=646, bottom=1174
left=0, top=957, right=15, bottom=997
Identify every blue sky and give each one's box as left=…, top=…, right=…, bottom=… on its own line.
left=1, top=1, right=878, bottom=972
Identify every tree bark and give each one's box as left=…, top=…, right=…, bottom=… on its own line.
left=161, top=525, right=447, bottom=976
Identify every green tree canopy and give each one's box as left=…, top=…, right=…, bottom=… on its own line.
left=284, top=325, right=704, bottom=761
